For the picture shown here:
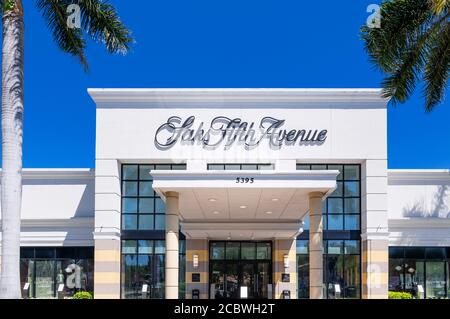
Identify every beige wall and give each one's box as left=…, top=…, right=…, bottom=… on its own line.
left=185, top=239, right=209, bottom=299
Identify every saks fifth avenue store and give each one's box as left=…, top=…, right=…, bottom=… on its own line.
left=1, top=89, right=450, bottom=299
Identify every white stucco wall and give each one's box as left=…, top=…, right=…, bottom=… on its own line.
left=388, top=170, right=450, bottom=246
left=0, top=169, right=95, bottom=246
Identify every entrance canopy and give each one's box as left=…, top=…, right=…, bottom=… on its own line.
left=151, top=169, right=338, bottom=240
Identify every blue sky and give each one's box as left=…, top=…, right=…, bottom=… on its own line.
left=9, top=0, right=450, bottom=168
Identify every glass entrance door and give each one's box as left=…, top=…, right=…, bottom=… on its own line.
left=209, top=241, right=272, bottom=299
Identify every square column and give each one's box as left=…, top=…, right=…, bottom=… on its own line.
left=361, top=160, right=389, bottom=299
left=273, top=239, right=297, bottom=299
left=165, top=191, right=179, bottom=299
left=94, top=159, right=121, bottom=299
left=309, top=192, right=324, bottom=299
left=186, top=239, right=209, bottom=299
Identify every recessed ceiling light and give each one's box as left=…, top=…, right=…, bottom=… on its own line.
left=209, top=198, right=217, bottom=202
left=271, top=198, right=279, bottom=202
left=265, top=211, right=273, bottom=215
left=212, top=211, right=220, bottom=215
left=240, top=205, right=247, bottom=209
left=239, top=234, right=243, bottom=237
left=227, top=236, right=231, bottom=240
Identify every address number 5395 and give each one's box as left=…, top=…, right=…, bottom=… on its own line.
left=236, top=177, right=254, bottom=183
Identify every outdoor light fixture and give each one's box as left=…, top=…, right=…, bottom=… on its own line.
left=265, top=211, right=273, bottom=215
left=271, top=198, right=279, bottom=202
left=193, top=254, right=199, bottom=269
left=283, top=254, right=289, bottom=269
left=240, top=205, right=247, bottom=209
left=208, top=198, right=217, bottom=202
left=212, top=211, right=220, bottom=215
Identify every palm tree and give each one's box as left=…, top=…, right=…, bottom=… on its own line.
left=361, top=0, right=449, bottom=111
left=0, top=0, right=132, bottom=298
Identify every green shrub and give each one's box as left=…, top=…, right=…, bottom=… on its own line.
left=72, top=291, right=93, bottom=299
left=388, top=291, right=413, bottom=299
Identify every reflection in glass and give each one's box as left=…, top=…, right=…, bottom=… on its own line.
left=210, top=242, right=225, bottom=260
left=226, top=242, right=240, bottom=260
left=257, top=242, right=271, bottom=259
left=426, top=262, right=446, bottom=299
left=241, top=243, right=256, bottom=260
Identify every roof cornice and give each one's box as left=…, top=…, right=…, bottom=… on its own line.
left=388, top=169, right=450, bottom=184
left=0, top=169, right=95, bottom=180
left=88, top=88, right=388, bottom=107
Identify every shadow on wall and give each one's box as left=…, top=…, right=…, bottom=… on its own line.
left=403, top=185, right=450, bottom=218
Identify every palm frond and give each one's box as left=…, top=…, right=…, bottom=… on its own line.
left=430, top=0, right=449, bottom=14
left=36, top=0, right=88, bottom=70
left=77, top=0, right=133, bottom=55
left=361, top=0, right=450, bottom=109
left=361, top=0, right=432, bottom=74
left=423, top=23, right=450, bottom=111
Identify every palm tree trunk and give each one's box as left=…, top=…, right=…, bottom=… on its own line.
left=0, top=1, right=24, bottom=299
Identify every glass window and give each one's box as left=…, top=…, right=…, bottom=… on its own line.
left=208, top=164, right=224, bottom=170
left=296, top=240, right=308, bottom=254
left=344, top=215, right=359, bottom=230
left=123, top=181, right=138, bottom=196
left=426, top=262, right=446, bottom=298
left=297, top=254, right=309, bottom=299
left=123, top=165, right=138, bottom=180
left=344, top=241, right=360, bottom=254
left=344, top=182, right=359, bottom=197
left=122, top=215, right=137, bottom=230
left=210, top=242, right=225, bottom=260
left=344, top=198, right=360, bottom=214
left=328, top=214, right=344, bottom=230
left=139, top=165, right=153, bottom=180
left=257, top=242, right=271, bottom=259
left=344, top=165, right=359, bottom=180
left=139, top=181, right=153, bottom=196
left=122, top=254, right=137, bottom=299
left=330, top=182, right=343, bottom=197
left=241, top=164, right=257, bottom=170
left=155, top=164, right=171, bottom=170
left=296, top=164, right=311, bottom=170
left=122, top=240, right=137, bottom=254
left=344, top=255, right=360, bottom=298
left=138, top=215, right=153, bottom=230
left=154, top=241, right=165, bottom=254
left=328, top=240, right=343, bottom=254
left=426, top=248, right=445, bottom=260
left=241, top=243, right=256, bottom=260
left=123, top=198, right=138, bottom=214
left=139, top=198, right=154, bottom=213
left=35, top=248, right=55, bottom=259
left=20, top=247, right=94, bottom=299
left=404, top=247, right=425, bottom=259
left=155, top=198, right=165, bottom=214
left=138, top=240, right=153, bottom=254
left=258, top=164, right=274, bottom=170
left=325, top=255, right=344, bottom=298
left=154, top=215, right=165, bottom=230
left=226, top=242, right=240, bottom=260
left=311, top=165, right=327, bottom=170
left=225, top=164, right=241, bottom=170
left=328, top=198, right=343, bottom=214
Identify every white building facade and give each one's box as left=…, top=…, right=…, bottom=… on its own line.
left=0, top=89, right=449, bottom=299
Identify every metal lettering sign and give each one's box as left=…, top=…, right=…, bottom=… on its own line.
left=155, top=116, right=328, bottom=150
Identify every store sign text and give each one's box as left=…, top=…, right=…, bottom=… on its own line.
left=155, top=116, right=328, bottom=150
